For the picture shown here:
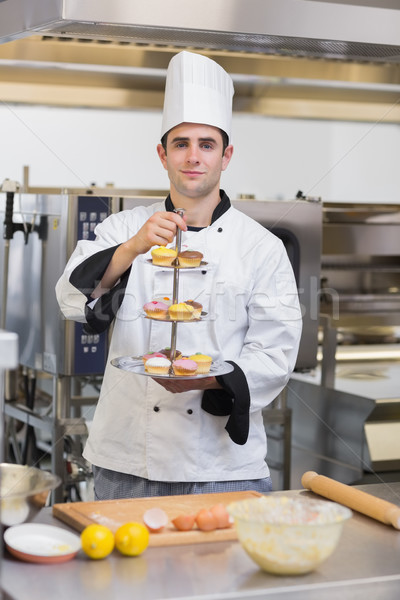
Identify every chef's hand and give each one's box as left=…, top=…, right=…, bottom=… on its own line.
left=127, top=211, right=187, bottom=256
left=152, top=376, right=223, bottom=394
left=91, top=211, right=187, bottom=299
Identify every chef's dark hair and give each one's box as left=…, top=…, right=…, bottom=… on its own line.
left=161, top=128, right=229, bottom=155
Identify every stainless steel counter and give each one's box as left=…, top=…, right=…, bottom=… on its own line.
left=2, top=484, right=400, bottom=600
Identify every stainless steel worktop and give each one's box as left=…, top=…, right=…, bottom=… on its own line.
left=2, top=484, right=400, bottom=600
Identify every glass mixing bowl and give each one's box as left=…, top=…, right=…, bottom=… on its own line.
left=227, top=494, right=352, bottom=575
left=1, top=463, right=61, bottom=527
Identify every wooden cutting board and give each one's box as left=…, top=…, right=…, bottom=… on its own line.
left=53, top=490, right=261, bottom=547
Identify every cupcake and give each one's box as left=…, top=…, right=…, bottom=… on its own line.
left=151, top=246, right=178, bottom=266
left=168, top=302, right=195, bottom=321
left=145, top=356, right=171, bottom=375
left=184, top=299, right=203, bottom=319
left=159, top=347, right=182, bottom=361
left=172, top=358, right=198, bottom=376
left=189, top=353, right=212, bottom=374
left=143, top=300, right=169, bottom=320
left=142, top=351, right=167, bottom=365
left=177, top=250, right=203, bottom=268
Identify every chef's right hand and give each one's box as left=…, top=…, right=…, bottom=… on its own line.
left=92, top=211, right=187, bottom=300
left=127, top=211, right=187, bottom=256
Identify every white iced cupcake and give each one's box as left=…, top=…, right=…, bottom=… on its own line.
left=144, top=357, right=171, bottom=375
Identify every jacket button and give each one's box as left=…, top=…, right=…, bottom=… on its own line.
left=187, top=409, right=193, bottom=415
left=218, top=227, right=223, bottom=232
left=153, top=406, right=160, bottom=412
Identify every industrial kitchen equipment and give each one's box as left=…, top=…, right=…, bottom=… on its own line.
left=0, top=185, right=117, bottom=501
left=1, top=0, right=399, bottom=63
left=288, top=202, right=400, bottom=488
left=1, top=191, right=113, bottom=376
left=0, top=329, right=19, bottom=581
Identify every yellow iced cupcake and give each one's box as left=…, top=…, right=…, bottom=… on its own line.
left=168, top=303, right=195, bottom=321
left=151, top=246, right=177, bottom=266
left=189, top=353, right=212, bottom=374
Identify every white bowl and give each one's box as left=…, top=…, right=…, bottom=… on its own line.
left=227, top=495, right=352, bottom=575
left=1, top=463, right=61, bottom=527
left=4, top=523, right=81, bottom=563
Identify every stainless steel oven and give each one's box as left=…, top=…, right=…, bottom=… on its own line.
left=232, top=198, right=322, bottom=372
left=0, top=192, right=114, bottom=376
left=0, top=188, right=117, bottom=500
left=288, top=202, right=400, bottom=488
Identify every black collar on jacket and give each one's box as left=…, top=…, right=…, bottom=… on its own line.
left=165, top=190, right=231, bottom=230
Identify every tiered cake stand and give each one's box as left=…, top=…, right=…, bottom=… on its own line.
left=112, top=208, right=234, bottom=379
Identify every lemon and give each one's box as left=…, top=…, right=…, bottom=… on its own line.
left=81, top=524, right=115, bottom=560
left=115, top=522, right=150, bottom=557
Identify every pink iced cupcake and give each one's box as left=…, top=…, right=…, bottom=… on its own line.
left=172, top=358, right=198, bottom=376
left=143, top=300, right=169, bottom=320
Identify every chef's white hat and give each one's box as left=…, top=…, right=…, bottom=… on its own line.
left=161, top=51, right=234, bottom=141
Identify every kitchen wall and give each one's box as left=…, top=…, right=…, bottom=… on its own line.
left=1, top=104, right=399, bottom=204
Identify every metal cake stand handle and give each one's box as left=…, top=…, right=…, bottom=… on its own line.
left=170, top=208, right=185, bottom=363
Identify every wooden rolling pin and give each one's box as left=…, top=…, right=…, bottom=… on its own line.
left=302, top=471, right=400, bottom=530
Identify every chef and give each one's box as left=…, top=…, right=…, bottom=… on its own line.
left=56, top=51, right=302, bottom=500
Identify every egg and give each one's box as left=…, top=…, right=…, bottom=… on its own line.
left=143, top=507, right=169, bottom=533
left=210, top=503, right=232, bottom=529
left=195, top=508, right=218, bottom=532
left=171, top=514, right=196, bottom=531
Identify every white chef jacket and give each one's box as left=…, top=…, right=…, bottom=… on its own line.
left=55, top=197, right=302, bottom=482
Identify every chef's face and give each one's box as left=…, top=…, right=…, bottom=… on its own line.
left=157, top=123, right=233, bottom=200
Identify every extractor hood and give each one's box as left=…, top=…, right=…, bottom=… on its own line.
left=0, top=0, right=400, bottom=122
left=1, top=0, right=400, bottom=61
